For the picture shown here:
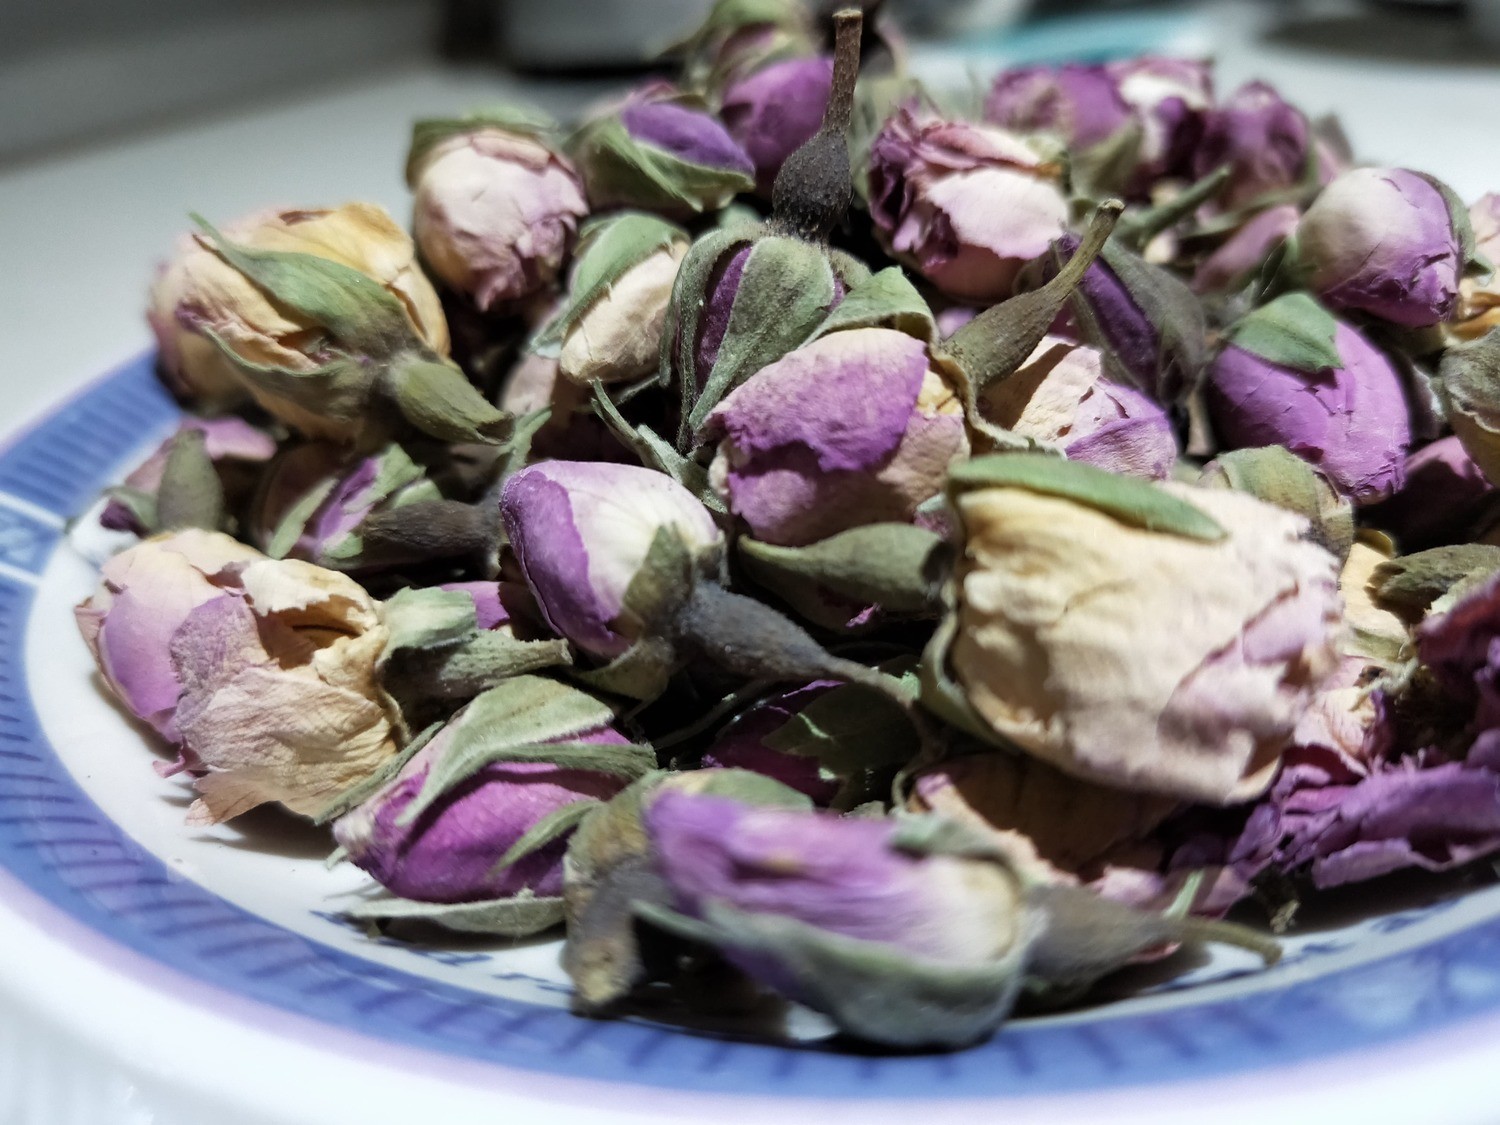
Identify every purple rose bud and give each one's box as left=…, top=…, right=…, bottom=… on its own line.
left=983, top=63, right=1132, bottom=152
left=1193, top=81, right=1311, bottom=211
left=700, top=682, right=842, bottom=804
left=621, top=100, right=755, bottom=177
left=702, top=327, right=969, bottom=546
left=867, top=105, right=1069, bottom=302
left=1207, top=313, right=1411, bottom=506
left=100, top=417, right=276, bottom=535
left=411, top=127, right=589, bottom=311
left=1296, top=167, right=1465, bottom=328
left=1417, top=569, right=1500, bottom=720
left=252, top=443, right=439, bottom=567
left=1366, top=436, right=1498, bottom=550
left=644, top=792, right=1024, bottom=974
left=334, top=708, right=630, bottom=903
left=437, top=580, right=528, bottom=631
left=500, top=460, right=724, bottom=658
left=1191, top=203, right=1299, bottom=294
left=721, top=56, right=835, bottom=194
left=1107, top=57, right=1214, bottom=181
left=981, top=336, right=1178, bottom=479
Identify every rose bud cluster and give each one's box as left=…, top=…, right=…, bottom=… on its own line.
left=79, top=0, right=1500, bottom=1050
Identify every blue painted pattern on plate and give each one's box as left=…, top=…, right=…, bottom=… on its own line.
left=1, top=354, right=1498, bottom=1096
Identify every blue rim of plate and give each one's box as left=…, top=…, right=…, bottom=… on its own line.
left=4, top=353, right=1500, bottom=1097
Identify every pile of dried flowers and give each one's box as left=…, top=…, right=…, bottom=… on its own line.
left=74, top=0, right=1500, bottom=1048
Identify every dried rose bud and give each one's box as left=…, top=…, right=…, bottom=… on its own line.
left=101, top=417, right=277, bottom=537
left=703, top=326, right=968, bottom=546
left=721, top=56, right=835, bottom=195
left=1107, top=57, right=1214, bottom=182
left=1191, top=203, right=1299, bottom=294
left=73, top=529, right=264, bottom=741
left=673, top=0, right=817, bottom=92
left=148, top=204, right=450, bottom=417
left=334, top=695, right=631, bottom=904
left=1191, top=81, right=1314, bottom=211
left=407, top=118, right=589, bottom=311
left=980, top=335, right=1177, bottom=480
left=983, top=63, right=1132, bottom=152
left=1046, top=234, right=1205, bottom=404
left=941, top=456, right=1342, bottom=804
left=499, top=460, right=724, bottom=659
left=641, top=792, right=1036, bottom=1047
left=532, top=213, right=689, bottom=387
left=251, top=442, right=440, bottom=568
left=867, top=106, right=1069, bottom=302
left=75, top=530, right=404, bottom=824
left=1292, top=167, right=1471, bottom=328
left=1366, top=436, right=1498, bottom=551
left=1205, top=294, right=1412, bottom=505
left=572, top=88, right=755, bottom=216
left=1453, top=193, right=1500, bottom=342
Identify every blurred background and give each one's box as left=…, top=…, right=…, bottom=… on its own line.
left=1, top=0, right=1498, bottom=425
left=3, top=0, right=1498, bottom=165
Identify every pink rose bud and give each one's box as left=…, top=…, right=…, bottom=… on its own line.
left=721, top=56, right=835, bottom=194
left=1206, top=296, right=1412, bottom=506
left=410, top=125, right=589, bottom=312
left=1192, top=81, right=1313, bottom=212
left=980, top=336, right=1178, bottom=479
left=983, top=63, right=1132, bottom=152
left=867, top=105, right=1069, bottom=302
left=75, top=530, right=405, bottom=824
left=499, top=461, right=724, bottom=659
left=700, top=681, right=843, bottom=804
left=334, top=699, right=630, bottom=903
left=1295, top=167, right=1468, bottom=328
left=702, top=327, right=969, bottom=546
left=147, top=204, right=450, bottom=415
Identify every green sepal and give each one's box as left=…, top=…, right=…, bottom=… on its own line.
left=1199, top=445, right=1354, bottom=559
left=192, top=215, right=415, bottom=356
left=684, top=234, right=839, bottom=439
left=264, top=474, right=338, bottom=560
left=1226, top=291, right=1343, bottom=372
left=1439, top=328, right=1500, bottom=487
left=154, top=428, right=226, bottom=532
left=487, top=798, right=602, bottom=879
left=1370, top=545, right=1500, bottom=621
left=807, top=266, right=936, bottom=344
left=588, top=383, right=725, bottom=514
left=380, top=586, right=481, bottom=662
left=762, top=681, right=921, bottom=777
left=1414, top=171, right=1491, bottom=279
left=402, top=632, right=575, bottom=706
left=405, top=105, right=556, bottom=185
left=341, top=891, right=566, bottom=937
left=738, top=523, right=950, bottom=615
left=662, top=226, right=755, bottom=403
left=572, top=116, right=754, bottom=215
left=533, top=212, right=687, bottom=355
left=386, top=355, right=512, bottom=444
left=917, top=610, right=1012, bottom=746
left=949, top=453, right=1227, bottom=541
left=1090, top=238, right=1207, bottom=402
left=310, top=720, right=443, bottom=826
left=634, top=899, right=1041, bottom=1049
left=100, top=486, right=156, bottom=533
left=1068, top=118, right=1143, bottom=202
left=396, top=677, right=619, bottom=826
left=575, top=636, right=679, bottom=702
left=201, top=333, right=377, bottom=437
